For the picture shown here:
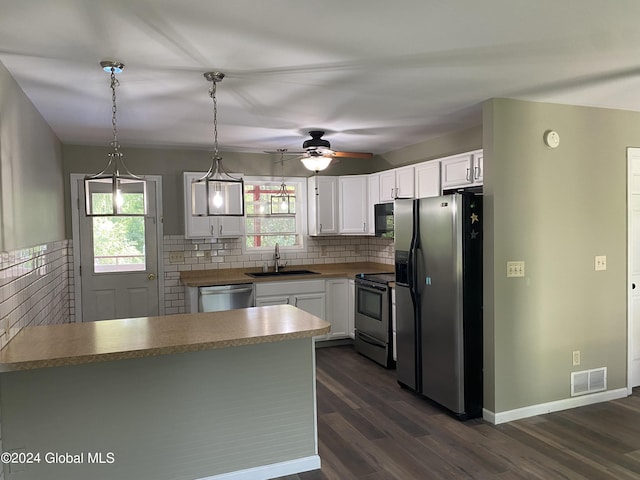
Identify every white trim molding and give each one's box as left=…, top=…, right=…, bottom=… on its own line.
left=196, top=456, right=321, bottom=480
left=483, top=388, right=628, bottom=425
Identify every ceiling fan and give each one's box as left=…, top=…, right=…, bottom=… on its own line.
left=269, top=131, right=373, bottom=172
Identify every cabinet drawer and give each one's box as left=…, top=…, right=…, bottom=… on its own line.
left=255, top=279, right=325, bottom=297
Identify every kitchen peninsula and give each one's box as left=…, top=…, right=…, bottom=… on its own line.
left=0, top=305, right=329, bottom=480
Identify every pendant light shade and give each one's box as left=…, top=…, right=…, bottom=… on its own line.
left=270, top=149, right=293, bottom=214
left=192, top=72, right=245, bottom=217
left=85, top=61, right=147, bottom=216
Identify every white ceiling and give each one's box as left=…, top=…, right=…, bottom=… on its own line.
left=2, top=0, right=640, bottom=156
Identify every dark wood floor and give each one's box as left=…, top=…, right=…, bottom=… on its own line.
left=277, top=345, right=640, bottom=480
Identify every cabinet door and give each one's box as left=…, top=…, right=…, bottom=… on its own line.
left=441, top=154, right=474, bottom=188
left=367, top=174, right=380, bottom=235
left=339, top=176, right=368, bottom=234
left=308, top=176, right=338, bottom=235
left=379, top=171, right=396, bottom=203
left=395, top=166, right=415, bottom=199
left=219, top=216, right=244, bottom=237
left=293, top=293, right=326, bottom=320
left=472, top=152, right=483, bottom=184
left=415, top=161, right=441, bottom=199
left=325, top=279, right=349, bottom=339
left=255, top=295, right=290, bottom=307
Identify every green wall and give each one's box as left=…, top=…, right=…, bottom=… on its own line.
left=483, top=98, right=633, bottom=413
left=380, top=125, right=482, bottom=167
left=0, top=62, right=65, bottom=251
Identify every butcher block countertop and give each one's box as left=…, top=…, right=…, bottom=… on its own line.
left=0, top=305, right=330, bottom=372
left=180, top=261, right=394, bottom=287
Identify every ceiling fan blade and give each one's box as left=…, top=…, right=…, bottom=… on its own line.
left=333, top=151, right=373, bottom=159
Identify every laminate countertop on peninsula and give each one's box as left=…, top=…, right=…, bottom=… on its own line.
left=180, top=261, right=394, bottom=287
left=0, top=305, right=330, bottom=372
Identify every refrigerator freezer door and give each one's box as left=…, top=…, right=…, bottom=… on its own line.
left=395, top=284, right=418, bottom=391
left=417, top=195, right=465, bottom=414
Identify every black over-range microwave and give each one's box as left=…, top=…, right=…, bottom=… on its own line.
left=374, top=203, right=394, bottom=238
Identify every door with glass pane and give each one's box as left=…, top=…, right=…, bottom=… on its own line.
left=78, top=178, right=159, bottom=321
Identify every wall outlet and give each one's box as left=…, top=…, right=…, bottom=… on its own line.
left=572, top=350, right=581, bottom=366
left=595, top=255, right=607, bottom=271
left=3, top=317, right=9, bottom=337
left=506, top=261, right=525, bottom=278
left=169, top=251, right=185, bottom=263
left=354, top=244, right=360, bottom=255
left=320, top=246, right=328, bottom=257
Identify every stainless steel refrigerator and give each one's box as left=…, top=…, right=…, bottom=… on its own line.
left=394, top=193, right=483, bottom=419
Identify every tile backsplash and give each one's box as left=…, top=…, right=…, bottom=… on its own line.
left=163, top=235, right=394, bottom=315
left=0, top=240, right=72, bottom=349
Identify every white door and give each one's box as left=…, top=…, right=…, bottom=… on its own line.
left=628, top=148, right=640, bottom=389
left=76, top=176, right=162, bottom=321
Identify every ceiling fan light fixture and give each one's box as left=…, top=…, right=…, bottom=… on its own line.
left=85, top=61, right=147, bottom=216
left=301, top=155, right=332, bottom=173
left=192, top=71, right=245, bottom=217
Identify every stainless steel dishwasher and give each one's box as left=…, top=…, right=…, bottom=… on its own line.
left=198, top=284, right=255, bottom=312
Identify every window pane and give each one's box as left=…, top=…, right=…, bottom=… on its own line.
left=93, top=217, right=146, bottom=272
left=245, top=181, right=300, bottom=249
left=246, top=216, right=296, bottom=234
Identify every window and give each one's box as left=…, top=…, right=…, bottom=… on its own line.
left=244, top=178, right=305, bottom=250
left=91, top=192, right=146, bottom=272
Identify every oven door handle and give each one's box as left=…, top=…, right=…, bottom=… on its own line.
left=356, top=331, right=386, bottom=348
left=356, top=283, right=387, bottom=294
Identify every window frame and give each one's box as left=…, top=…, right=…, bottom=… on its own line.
left=242, top=176, right=308, bottom=254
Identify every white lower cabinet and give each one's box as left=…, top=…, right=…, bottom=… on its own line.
left=254, top=278, right=355, bottom=342
left=254, top=280, right=326, bottom=321
left=325, top=278, right=350, bottom=340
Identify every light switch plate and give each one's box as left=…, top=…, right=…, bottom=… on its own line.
left=169, top=251, right=185, bottom=263
left=595, top=255, right=606, bottom=271
left=507, top=261, right=525, bottom=278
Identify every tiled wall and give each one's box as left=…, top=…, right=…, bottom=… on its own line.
left=0, top=240, right=73, bottom=349
left=163, top=235, right=394, bottom=315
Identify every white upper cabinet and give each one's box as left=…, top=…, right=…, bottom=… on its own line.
left=339, top=175, right=369, bottom=234
left=379, top=166, right=415, bottom=202
left=414, top=160, right=441, bottom=199
left=308, top=176, right=338, bottom=236
left=183, top=172, right=244, bottom=239
left=440, top=150, right=483, bottom=189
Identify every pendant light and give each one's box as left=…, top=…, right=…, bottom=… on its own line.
left=85, top=61, right=147, bottom=216
left=191, top=72, right=245, bottom=217
left=270, top=149, right=293, bottom=214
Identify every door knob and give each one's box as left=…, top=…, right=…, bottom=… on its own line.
left=148, top=273, right=156, bottom=281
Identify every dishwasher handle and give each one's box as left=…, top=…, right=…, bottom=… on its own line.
left=199, top=284, right=253, bottom=295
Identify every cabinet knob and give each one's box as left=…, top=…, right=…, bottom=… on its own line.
left=219, top=224, right=223, bottom=235
left=466, top=168, right=471, bottom=182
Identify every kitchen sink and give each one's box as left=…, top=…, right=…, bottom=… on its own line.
left=245, top=269, right=319, bottom=278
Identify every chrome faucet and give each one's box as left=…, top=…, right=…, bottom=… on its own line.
left=274, top=243, right=286, bottom=272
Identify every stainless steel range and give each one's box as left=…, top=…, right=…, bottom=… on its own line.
left=354, top=273, right=395, bottom=368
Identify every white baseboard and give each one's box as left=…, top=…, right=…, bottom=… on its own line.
left=197, top=455, right=321, bottom=480
left=483, top=388, right=628, bottom=425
